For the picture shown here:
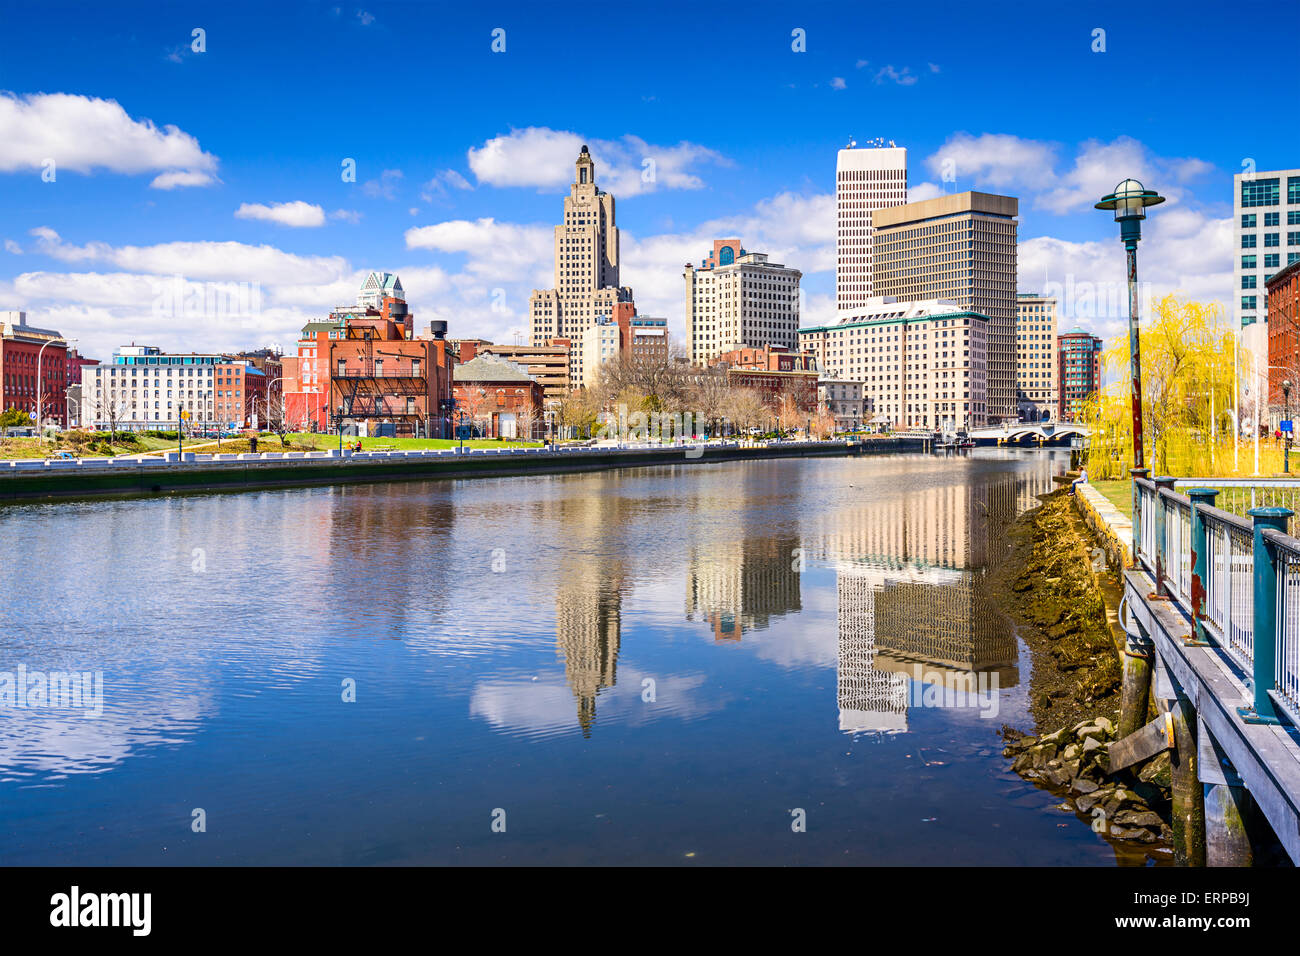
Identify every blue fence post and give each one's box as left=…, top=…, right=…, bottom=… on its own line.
left=1241, top=506, right=1293, bottom=724
left=1153, top=476, right=1177, bottom=597
left=1130, top=467, right=1151, bottom=568
left=1187, top=488, right=1218, bottom=646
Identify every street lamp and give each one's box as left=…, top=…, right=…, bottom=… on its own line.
left=1095, top=179, right=1164, bottom=531
left=1284, top=379, right=1292, bottom=474
left=35, top=336, right=75, bottom=438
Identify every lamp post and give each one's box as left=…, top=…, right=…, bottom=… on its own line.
left=1095, top=179, right=1165, bottom=530
left=1284, top=379, right=1292, bottom=474
left=35, top=336, right=74, bottom=438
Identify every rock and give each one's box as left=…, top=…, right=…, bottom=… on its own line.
left=1114, top=810, right=1164, bottom=828
left=1071, top=778, right=1099, bottom=795
left=1063, top=743, right=1080, bottom=761
left=1080, top=736, right=1102, bottom=753
left=1094, top=716, right=1114, bottom=735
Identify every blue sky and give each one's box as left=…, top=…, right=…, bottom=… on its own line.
left=0, top=0, right=1295, bottom=360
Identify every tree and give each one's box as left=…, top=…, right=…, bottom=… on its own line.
left=1084, top=295, right=1238, bottom=478
left=0, top=406, right=29, bottom=446
left=559, top=389, right=600, bottom=439
left=723, top=388, right=765, bottom=437
left=515, top=402, right=540, bottom=442
left=775, top=391, right=801, bottom=435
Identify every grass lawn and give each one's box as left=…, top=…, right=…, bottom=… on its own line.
left=1091, top=479, right=1132, bottom=520
left=0, top=434, right=178, bottom=460
left=280, top=433, right=542, bottom=452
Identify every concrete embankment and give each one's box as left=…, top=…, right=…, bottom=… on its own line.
left=0, top=437, right=924, bottom=503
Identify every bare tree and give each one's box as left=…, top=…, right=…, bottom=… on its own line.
left=515, top=402, right=540, bottom=442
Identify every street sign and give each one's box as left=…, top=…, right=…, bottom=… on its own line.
left=1283, top=420, right=1293, bottom=434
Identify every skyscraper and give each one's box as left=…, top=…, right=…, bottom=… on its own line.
left=873, top=191, right=1019, bottom=424
left=529, top=145, right=634, bottom=348
left=683, top=238, right=802, bottom=366
left=835, top=142, right=908, bottom=315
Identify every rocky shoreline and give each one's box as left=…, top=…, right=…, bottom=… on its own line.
left=991, top=486, right=1173, bottom=858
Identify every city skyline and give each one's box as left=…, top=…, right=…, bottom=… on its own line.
left=0, top=0, right=1290, bottom=364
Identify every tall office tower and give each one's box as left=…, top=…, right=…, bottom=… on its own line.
left=835, top=141, right=908, bottom=315
left=1015, top=293, right=1059, bottom=422
left=1233, top=167, right=1300, bottom=330
left=529, top=145, right=634, bottom=348
left=874, top=192, right=1019, bottom=425
left=683, top=238, right=802, bottom=366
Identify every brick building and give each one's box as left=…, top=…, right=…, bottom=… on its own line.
left=1267, top=259, right=1300, bottom=409
left=714, top=345, right=820, bottom=414
left=1, top=311, right=69, bottom=427
left=282, top=273, right=455, bottom=437
left=452, top=355, right=545, bottom=439
left=477, top=339, right=572, bottom=402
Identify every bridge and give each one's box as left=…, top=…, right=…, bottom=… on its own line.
left=969, top=421, right=1090, bottom=444
left=1120, top=474, right=1300, bottom=865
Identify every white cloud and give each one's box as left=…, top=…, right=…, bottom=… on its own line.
left=925, top=133, right=1215, bottom=214
left=874, top=65, right=917, bottom=86
left=908, top=182, right=944, bottom=203
left=361, top=168, right=403, bottom=199
left=234, top=201, right=327, bottom=228
left=925, top=132, right=1059, bottom=191
left=0, top=92, right=217, bottom=187
left=420, top=169, right=473, bottom=202
left=330, top=209, right=362, bottom=224
left=405, top=218, right=554, bottom=286
left=466, top=127, right=727, bottom=197
left=4, top=239, right=21, bottom=255
left=150, top=169, right=217, bottom=190
left=830, top=77, right=847, bottom=90
left=30, top=227, right=349, bottom=285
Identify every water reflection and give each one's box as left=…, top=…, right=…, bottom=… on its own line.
left=0, top=451, right=1095, bottom=868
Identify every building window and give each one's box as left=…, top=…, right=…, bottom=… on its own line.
left=1243, top=234, right=1257, bottom=249
left=1241, top=179, right=1280, bottom=207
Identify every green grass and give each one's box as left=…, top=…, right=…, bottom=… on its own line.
left=280, top=433, right=542, bottom=452
left=1091, top=479, right=1132, bottom=520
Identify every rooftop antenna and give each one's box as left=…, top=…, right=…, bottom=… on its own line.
left=846, top=136, right=857, bottom=149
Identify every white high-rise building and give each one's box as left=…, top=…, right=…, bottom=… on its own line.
left=529, top=146, right=634, bottom=348
left=683, top=239, right=801, bottom=367
left=835, top=141, right=908, bottom=315
left=1234, top=167, right=1300, bottom=331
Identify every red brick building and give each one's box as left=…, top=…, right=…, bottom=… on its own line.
left=1057, top=327, right=1103, bottom=422
left=713, top=345, right=820, bottom=413
left=1267, top=259, right=1300, bottom=409
left=282, top=273, right=455, bottom=437
left=1, top=311, right=69, bottom=427
left=452, top=355, right=545, bottom=439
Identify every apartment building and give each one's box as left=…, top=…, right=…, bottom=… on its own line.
left=835, top=141, right=908, bottom=314
left=529, top=146, right=635, bottom=347
left=819, top=378, right=868, bottom=432
left=1057, top=328, right=1102, bottom=422
left=82, top=345, right=225, bottom=431
left=1015, top=293, right=1058, bottom=421
left=1267, top=259, right=1300, bottom=409
left=799, top=297, right=989, bottom=432
left=684, top=238, right=802, bottom=366
left=873, top=192, right=1018, bottom=425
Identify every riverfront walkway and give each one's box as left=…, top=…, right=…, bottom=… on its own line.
left=1111, top=475, right=1300, bottom=864
left=0, top=437, right=911, bottom=502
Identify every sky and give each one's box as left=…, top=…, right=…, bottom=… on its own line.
left=0, top=0, right=1296, bottom=362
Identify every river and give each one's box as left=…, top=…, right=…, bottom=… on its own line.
left=0, top=448, right=1130, bottom=865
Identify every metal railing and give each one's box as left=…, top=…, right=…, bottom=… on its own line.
left=1134, top=478, right=1300, bottom=726
left=1173, top=478, right=1300, bottom=518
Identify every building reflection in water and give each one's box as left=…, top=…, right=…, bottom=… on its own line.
left=685, top=535, right=802, bottom=641
left=826, top=467, right=1057, bottom=735
left=551, top=474, right=629, bottom=737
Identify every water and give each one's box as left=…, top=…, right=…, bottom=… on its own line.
left=0, top=449, right=1124, bottom=865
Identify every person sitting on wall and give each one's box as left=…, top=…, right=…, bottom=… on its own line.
left=1070, top=464, right=1089, bottom=496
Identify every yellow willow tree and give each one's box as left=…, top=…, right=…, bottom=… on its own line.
left=1084, top=294, right=1241, bottom=479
